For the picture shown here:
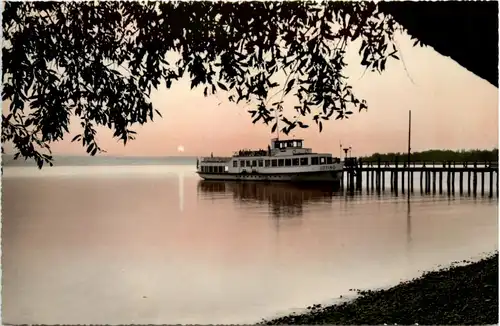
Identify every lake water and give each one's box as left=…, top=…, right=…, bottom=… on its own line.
left=2, top=164, right=498, bottom=325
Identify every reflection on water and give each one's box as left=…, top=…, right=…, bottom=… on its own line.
left=198, top=181, right=341, bottom=218
left=2, top=166, right=498, bottom=325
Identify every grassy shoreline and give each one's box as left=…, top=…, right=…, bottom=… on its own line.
left=261, top=253, right=498, bottom=325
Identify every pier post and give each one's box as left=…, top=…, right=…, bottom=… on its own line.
left=394, top=158, right=399, bottom=195
left=402, top=162, right=405, bottom=194
left=496, top=170, right=499, bottom=197
left=451, top=161, right=456, bottom=195
left=357, top=159, right=363, bottom=191
left=489, top=164, right=493, bottom=198
left=425, top=169, right=429, bottom=193
left=467, top=163, right=472, bottom=196
left=473, top=161, right=478, bottom=196
left=390, top=168, right=394, bottom=191
left=481, top=169, right=485, bottom=197
left=366, top=164, right=370, bottom=192
left=410, top=168, right=414, bottom=193
left=446, top=161, right=451, bottom=196
left=382, top=164, right=386, bottom=191
left=351, top=166, right=356, bottom=192
left=346, top=170, right=350, bottom=190
left=459, top=167, right=463, bottom=195
left=420, top=164, right=424, bottom=194
left=376, top=158, right=381, bottom=192
left=370, top=162, right=374, bottom=192
left=432, top=170, right=436, bottom=194
left=439, top=163, right=443, bottom=194
left=427, top=171, right=431, bottom=193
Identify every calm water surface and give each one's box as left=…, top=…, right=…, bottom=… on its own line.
left=2, top=165, right=498, bottom=324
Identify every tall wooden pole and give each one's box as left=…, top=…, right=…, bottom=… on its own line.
left=407, top=110, right=412, bottom=196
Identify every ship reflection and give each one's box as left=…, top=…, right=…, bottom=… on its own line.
left=197, top=180, right=342, bottom=218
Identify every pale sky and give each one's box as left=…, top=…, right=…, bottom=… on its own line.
left=5, top=31, right=499, bottom=157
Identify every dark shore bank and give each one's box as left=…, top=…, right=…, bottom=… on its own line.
left=262, top=253, right=498, bottom=325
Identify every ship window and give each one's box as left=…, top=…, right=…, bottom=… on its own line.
left=233, top=160, right=238, bottom=168
left=327, top=157, right=333, bottom=164
left=258, top=160, right=263, bottom=167
left=311, top=157, right=319, bottom=165
left=320, top=157, right=326, bottom=165
left=292, top=158, right=299, bottom=166
left=252, top=160, right=257, bottom=167
left=300, top=157, right=308, bottom=165
left=293, top=141, right=297, bottom=147
left=219, top=166, right=224, bottom=173
left=278, top=159, right=285, bottom=167
left=247, top=160, right=251, bottom=167
left=297, top=141, right=303, bottom=148
left=285, top=159, right=291, bottom=166
left=224, top=166, right=229, bottom=172
left=265, top=160, right=270, bottom=167
left=240, top=160, right=244, bottom=167
left=272, top=159, right=278, bottom=167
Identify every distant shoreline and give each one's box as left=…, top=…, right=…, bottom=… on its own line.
left=2, top=155, right=197, bottom=167
left=261, top=252, right=498, bottom=325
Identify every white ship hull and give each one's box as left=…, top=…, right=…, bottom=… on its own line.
left=197, top=170, right=342, bottom=183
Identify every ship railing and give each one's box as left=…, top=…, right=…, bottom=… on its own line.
left=200, top=156, right=232, bottom=163
left=234, top=150, right=270, bottom=157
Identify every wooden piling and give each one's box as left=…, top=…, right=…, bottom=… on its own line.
left=481, top=169, right=485, bottom=197
left=410, top=170, right=414, bottom=193
left=468, top=167, right=472, bottom=196
left=489, top=167, right=494, bottom=198
left=432, top=171, right=436, bottom=194
left=402, top=163, right=405, bottom=194
left=446, top=162, right=451, bottom=195
left=473, top=161, right=478, bottom=196
left=496, top=170, right=499, bottom=197
left=451, top=163, right=455, bottom=195
left=382, top=169, right=386, bottom=191
left=376, top=159, right=381, bottom=192
left=390, top=170, right=393, bottom=191
left=370, top=164, right=374, bottom=191
left=459, top=169, right=463, bottom=195
left=420, top=165, right=424, bottom=194
left=367, top=167, right=370, bottom=192
left=394, top=159, right=399, bottom=195
left=439, top=169, right=443, bottom=194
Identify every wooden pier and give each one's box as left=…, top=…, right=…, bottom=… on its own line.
left=341, top=158, right=499, bottom=197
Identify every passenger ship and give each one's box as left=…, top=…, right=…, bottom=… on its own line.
left=196, top=138, right=343, bottom=183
